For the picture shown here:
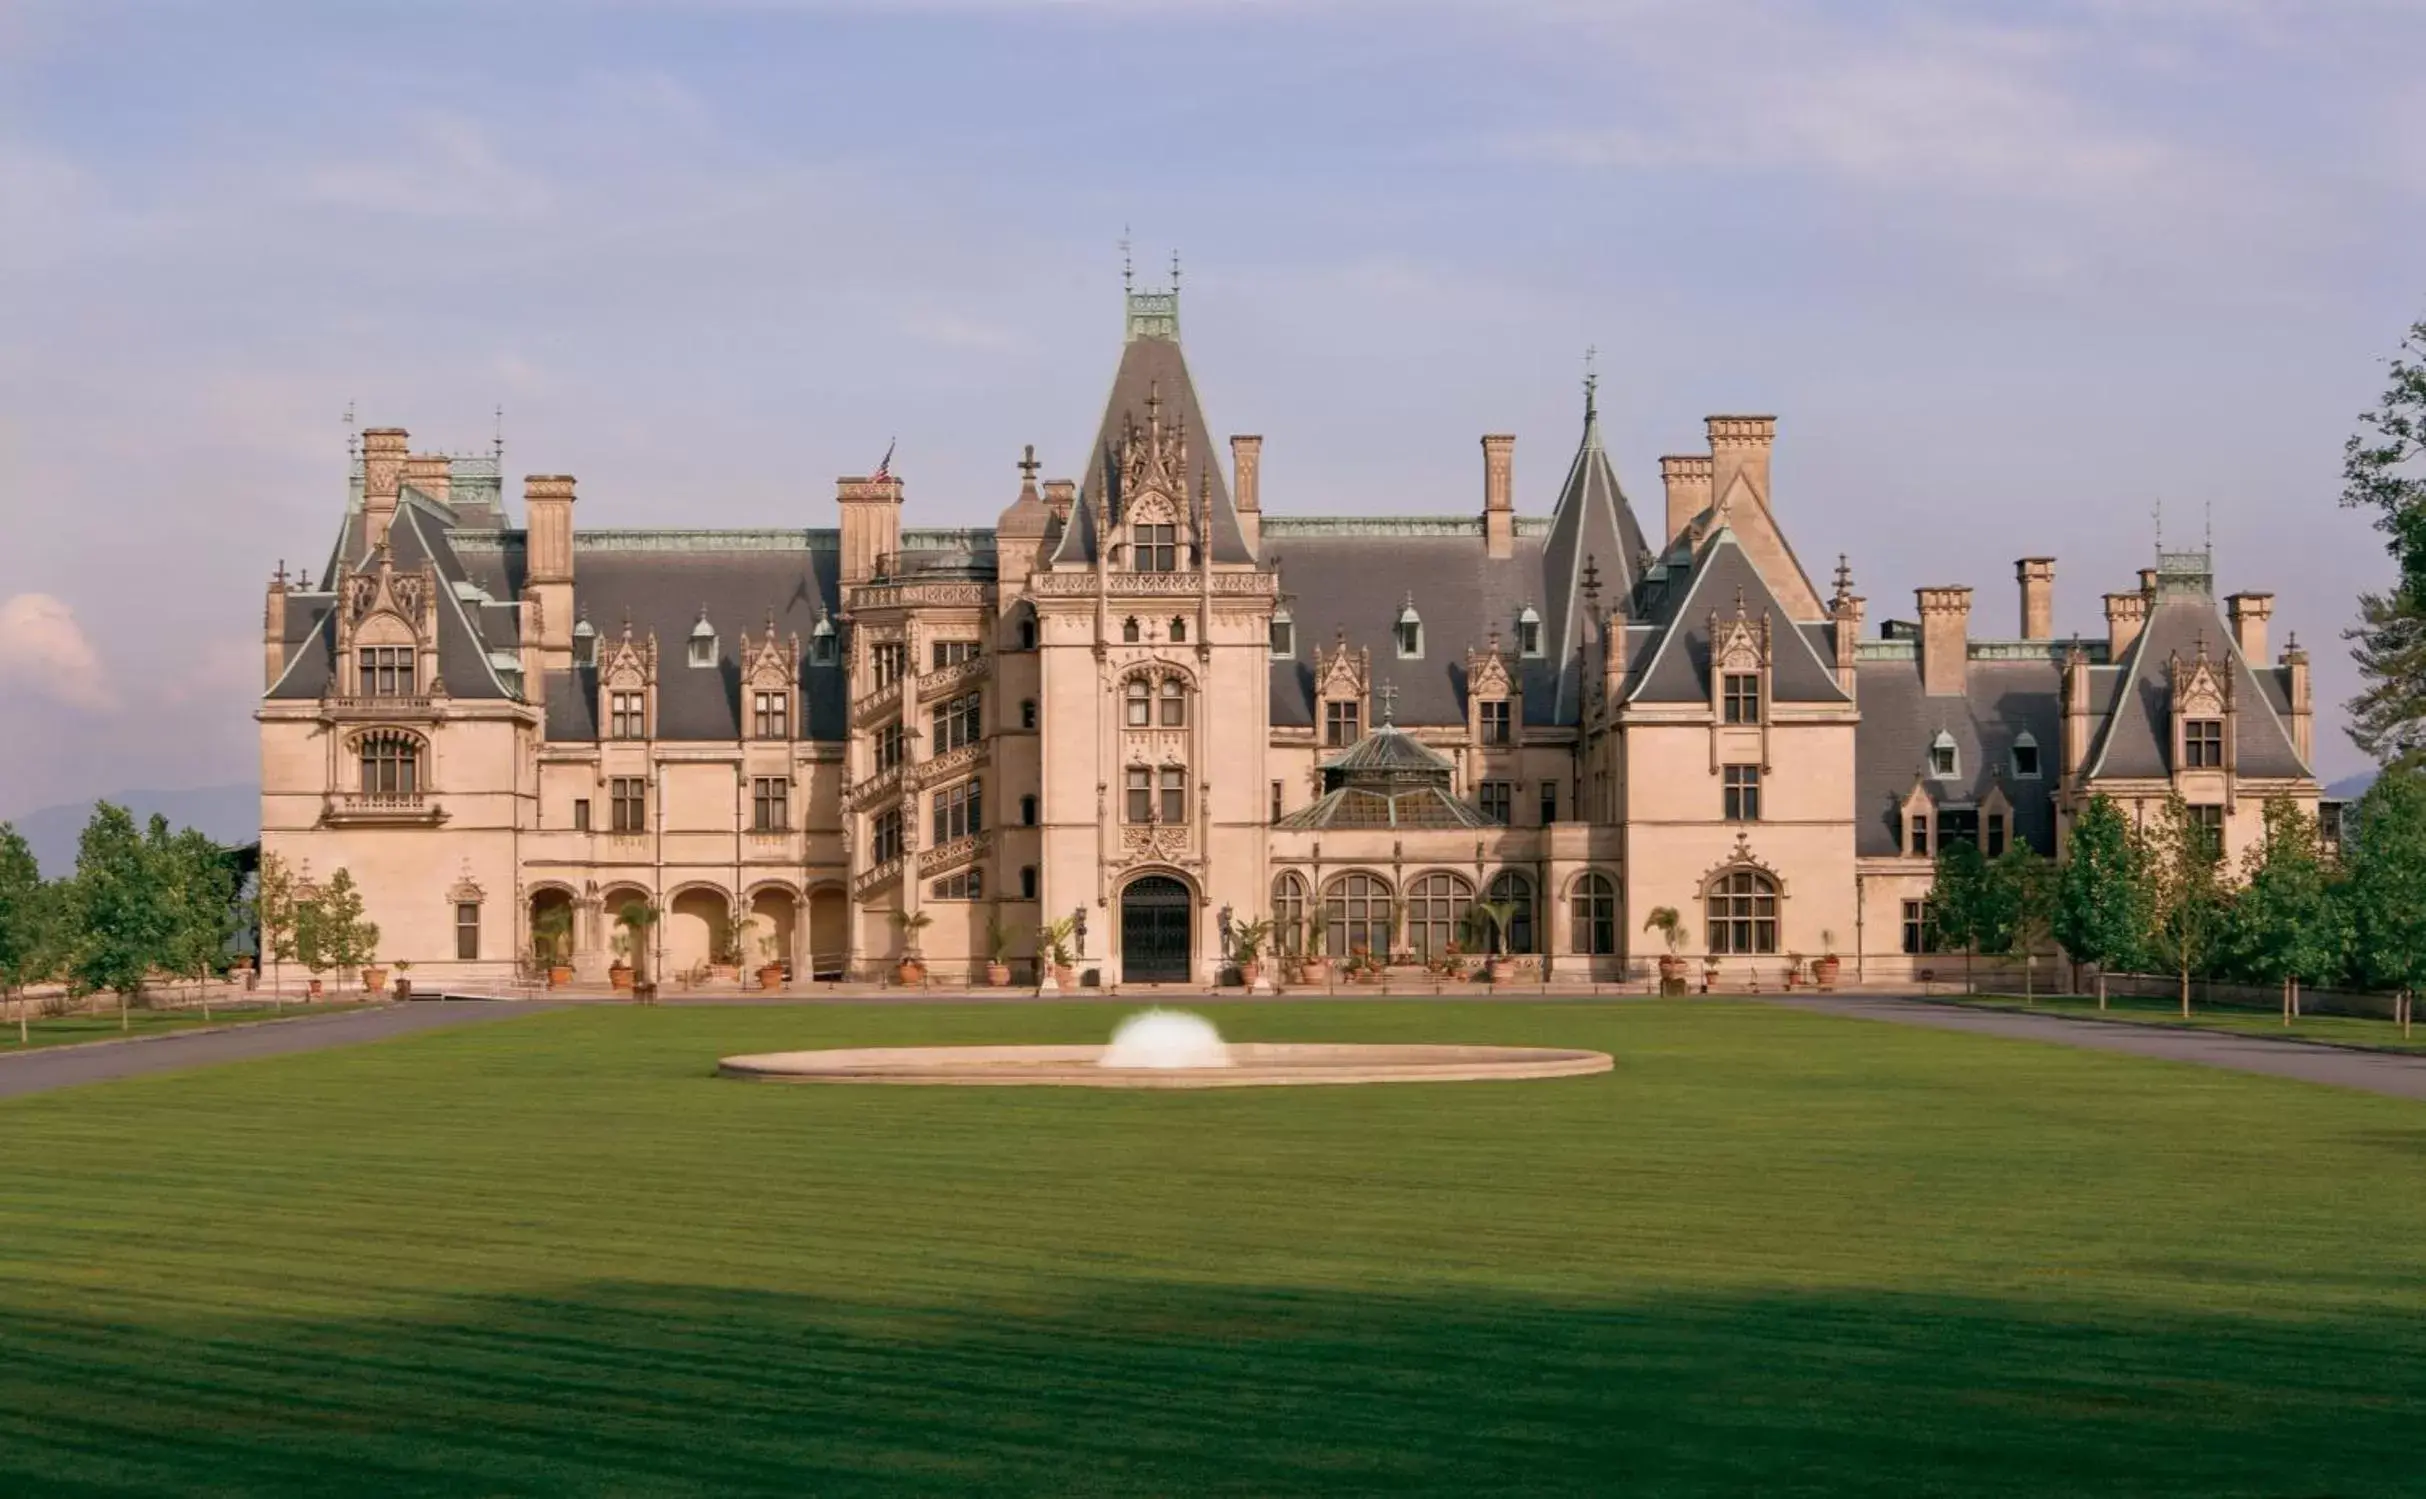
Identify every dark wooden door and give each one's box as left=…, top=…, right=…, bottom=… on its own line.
left=1121, top=877, right=1193, bottom=983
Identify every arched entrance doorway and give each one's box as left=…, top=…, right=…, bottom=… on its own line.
left=806, top=888, right=847, bottom=980
left=1121, top=875, right=1193, bottom=983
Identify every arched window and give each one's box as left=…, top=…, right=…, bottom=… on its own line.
left=1272, top=873, right=1308, bottom=955
left=1159, top=678, right=1186, bottom=726
left=1707, top=869, right=1779, bottom=955
left=1406, top=872, right=1474, bottom=962
left=1323, top=872, right=1393, bottom=959
left=359, top=731, right=420, bottom=797
left=1487, top=871, right=1535, bottom=954
left=1122, top=617, right=1141, bottom=643
left=1016, top=616, right=1037, bottom=651
left=1170, top=617, right=1188, bottom=643
left=1570, top=872, right=1616, bottom=955
left=1125, top=679, right=1152, bottom=727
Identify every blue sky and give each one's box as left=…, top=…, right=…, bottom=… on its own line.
left=2, top=0, right=2420, bottom=811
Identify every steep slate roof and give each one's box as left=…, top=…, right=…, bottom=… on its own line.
left=2084, top=590, right=2310, bottom=781
left=1539, top=386, right=1652, bottom=720
left=1853, top=655, right=2062, bottom=857
left=1264, top=521, right=1555, bottom=728
left=1621, top=527, right=1850, bottom=706
left=1053, top=293, right=1251, bottom=567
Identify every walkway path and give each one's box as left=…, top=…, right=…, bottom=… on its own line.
left=0, top=1000, right=546, bottom=1102
left=1774, top=995, right=2426, bottom=1102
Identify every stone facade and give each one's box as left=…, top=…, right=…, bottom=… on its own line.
left=258, top=280, right=2324, bottom=987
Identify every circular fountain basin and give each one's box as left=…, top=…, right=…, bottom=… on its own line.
left=716, top=1042, right=1612, bottom=1089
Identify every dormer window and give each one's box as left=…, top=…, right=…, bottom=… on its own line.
left=1133, top=523, right=1178, bottom=573
left=2183, top=718, right=2224, bottom=768
left=687, top=610, right=717, bottom=669
left=1516, top=605, right=1543, bottom=658
left=572, top=616, right=597, bottom=668
left=1269, top=608, right=1295, bottom=659
left=1928, top=730, right=1959, bottom=779
left=2010, top=732, right=2040, bottom=780
left=809, top=615, right=838, bottom=666
left=1395, top=598, right=1423, bottom=659
left=1722, top=673, right=1761, bottom=724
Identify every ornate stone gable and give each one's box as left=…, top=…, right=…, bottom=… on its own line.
left=2168, top=636, right=2232, bottom=719
left=1314, top=633, right=1370, bottom=703
left=738, top=615, right=800, bottom=692
left=599, top=620, right=658, bottom=691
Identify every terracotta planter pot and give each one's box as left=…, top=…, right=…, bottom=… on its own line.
left=1485, top=957, right=1513, bottom=984
left=756, top=964, right=784, bottom=992
left=394, top=979, right=413, bottom=1001
left=1658, top=955, right=1687, bottom=983
left=1813, top=956, right=1841, bottom=990
left=308, top=979, right=324, bottom=998
left=709, top=963, right=739, bottom=983
left=985, top=962, right=1012, bottom=987
left=363, top=967, right=388, bottom=994
left=1237, top=959, right=1260, bottom=987
left=549, top=965, right=574, bottom=989
left=1051, top=963, right=1076, bottom=989
left=895, top=960, right=927, bottom=986
left=1299, top=960, right=1331, bottom=985
left=609, top=965, right=634, bottom=993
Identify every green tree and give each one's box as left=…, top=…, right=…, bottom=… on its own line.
left=2228, top=796, right=2348, bottom=1023
left=64, top=803, right=176, bottom=1030
left=252, top=851, right=301, bottom=1010
left=0, top=824, right=48, bottom=1044
left=315, top=870, right=379, bottom=997
left=618, top=900, right=663, bottom=1003
left=1928, top=837, right=1994, bottom=993
left=159, top=829, right=239, bottom=1021
left=292, top=883, right=330, bottom=995
left=2340, top=313, right=2426, bottom=760
left=2343, top=765, right=2426, bottom=1036
left=2054, top=794, right=2146, bottom=1007
left=2141, top=794, right=2229, bottom=1019
left=1990, top=845, right=2059, bottom=1001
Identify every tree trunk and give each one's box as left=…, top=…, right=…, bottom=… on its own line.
left=2023, top=951, right=2035, bottom=1003
left=120, top=990, right=130, bottom=1032
left=1966, top=945, right=1976, bottom=995
left=2282, top=976, right=2291, bottom=1026
left=2096, top=968, right=2108, bottom=1010
left=2292, top=977, right=2302, bottom=1019
left=2178, top=963, right=2191, bottom=1019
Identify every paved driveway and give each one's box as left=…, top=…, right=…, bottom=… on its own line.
left=1773, top=995, right=2426, bottom=1101
left=0, top=1000, right=546, bottom=1101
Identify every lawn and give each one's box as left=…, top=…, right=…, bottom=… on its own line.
left=0, top=999, right=375, bottom=1051
left=1, top=1000, right=2422, bottom=1496
left=1943, top=988, right=2426, bottom=1054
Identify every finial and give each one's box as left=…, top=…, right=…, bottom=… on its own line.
left=1582, top=554, right=1602, bottom=604
left=1377, top=680, right=1400, bottom=725
left=2204, top=500, right=2213, bottom=554
left=493, top=404, right=505, bottom=462
left=273, top=559, right=289, bottom=588
left=2153, top=495, right=2164, bottom=553
left=1121, top=226, right=1133, bottom=293
left=296, top=567, right=311, bottom=590
left=1833, top=553, right=1854, bottom=598
left=1584, top=345, right=1598, bottom=419
left=1171, top=248, right=1182, bottom=292
left=1018, top=443, right=1040, bottom=484
left=1734, top=585, right=1748, bottom=618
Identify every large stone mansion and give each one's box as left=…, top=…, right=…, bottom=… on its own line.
left=259, top=279, right=2324, bottom=986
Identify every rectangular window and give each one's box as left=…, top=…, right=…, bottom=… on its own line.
left=1324, top=700, right=1361, bottom=747
left=610, top=777, right=647, bottom=833
left=1902, top=899, right=1939, bottom=954
left=931, top=640, right=981, bottom=670
left=1479, top=780, right=1512, bottom=825
left=2190, top=803, right=2225, bottom=856
left=1271, top=780, right=1284, bottom=824
left=359, top=647, right=416, bottom=698
left=752, top=691, right=789, bottom=740
left=1269, top=618, right=1294, bottom=657
left=932, top=692, right=982, bottom=753
left=871, top=808, right=903, bottom=866
left=752, top=776, right=789, bottom=833
left=1480, top=700, right=1512, bottom=745
left=929, top=869, right=982, bottom=900
left=1985, top=811, right=2007, bottom=858
left=931, top=780, right=982, bottom=845
left=455, top=902, right=479, bottom=961
left=1909, top=815, right=1930, bottom=858
left=1939, top=808, right=1980, bottom=847
left=1133, top=523, right=1178, bottom=572
left=1722, top=672, right=1762, bottom=724
left=1160, top=767, right=1188, bottom=825
left=609, top=691, right=646, bottom=740
left=2011, top=742, right=2040, bottom=778
left=1540, top=782, right=1557, bottom=825
left=1517, top=619, right=1542, bottom=657
left=1020, top=699, right=1037, bottom=730
left=2184, top=718, right=2225, bottom=769
left=1126, top=767, right=1153, bottom=823
left=1723, top=764, right=1761, bottom=822
left=871, top=642, right=909, bottom=687
left=1396, top=620, right=1423, bottom=658
left=572, top=797, right=590, bottom=832
left=1159, top=681, right=1185, bottom=727
left=874, top=721, right=906, bottom=774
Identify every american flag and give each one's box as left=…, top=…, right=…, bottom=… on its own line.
left=871, top=438, right=896, bottom=483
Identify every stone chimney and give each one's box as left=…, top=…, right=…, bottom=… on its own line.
left=1706, top=416, right=1776, bottom=519
left=2137, top=567, right=2159, bottom=597
left=2061, top=641, right=2093, bottom=783
left=1660, top=454, right=1713, bottom=549
left=2227, top=592, right=2273, bottom=663
left=2283, top=636, right=2312, bottom=766
left=1042, top=479, right=1076, bottom=527
left=1832, top=591, right=1864, bottom=696
left=1231, top=434, right=1263, bottom=554
left=2104, top=590, right=2149, bottom=658
left=838, top=473, right=905, bottom=591
left=2016, top=558, right=2055, bottom=639
left=1917, top=586, right=1972, bottom=696
left=403, top=454, right=451, bottom=505
left=524, top=475, right=578, bottom=666
left=263, top=568, right=288, bottom=689
left=361, top=427, right=408, bottom=549
left=1481, top=434, right=1515, bottom=559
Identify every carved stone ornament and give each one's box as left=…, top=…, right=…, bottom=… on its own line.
left=1117, top=825, right=1192, bottom=867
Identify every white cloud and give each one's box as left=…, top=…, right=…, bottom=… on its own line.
left=0, top=593, right=114, bottom=713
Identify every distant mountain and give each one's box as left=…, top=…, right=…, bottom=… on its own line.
left=2327, top=771, right=2379, bottom=801
left=5, top=785, right=259, bottom=878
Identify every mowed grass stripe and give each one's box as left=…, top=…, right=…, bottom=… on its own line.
left=1, top=1000, right=2422, bottom=1495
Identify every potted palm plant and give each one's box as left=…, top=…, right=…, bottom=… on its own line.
left=1230, top=916, right=1273, bottom=988
left=1644, top=906, right=1686, bottom=993
left=984, top=915, right=1014, bottom=987
left=1035, top=916, right=1078, bottom=989
left=1468, top=900, right=1518, bottom=982
left=532, top=903, right=575, bottom=988
left=890, top=909, right=934, bottom=985
left=1813, top=931, right=1842, bottom=991
left=391, top=959, right=413, bottom=1001
left=608, top=931, right=634, bottom=992
left=617, top=900, right=661, bottom=1004
left=754, top=926, right=785, bottom=992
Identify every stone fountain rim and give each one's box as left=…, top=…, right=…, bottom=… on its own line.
left=716, top=1042, right=1613, bottom=1089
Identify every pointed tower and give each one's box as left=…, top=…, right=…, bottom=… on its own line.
left=1539, top=366, right=1653, bottom=722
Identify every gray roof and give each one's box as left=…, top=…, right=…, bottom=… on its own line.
left=1265, top=528, right=1556, bottom=728
left=1622, top=528, right=1850, bottom=706
left=267, top=499, right=516, bottom=702
left=2084, top=593, right=2310, bottom=780
left=1539, top=391, right=1652, bottom=719
left=1054, top=316, right=1251, bottom=567
left=1320, top=722, right=1458, bottom=779
left=1854, top=657, right=2061, bottom=857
